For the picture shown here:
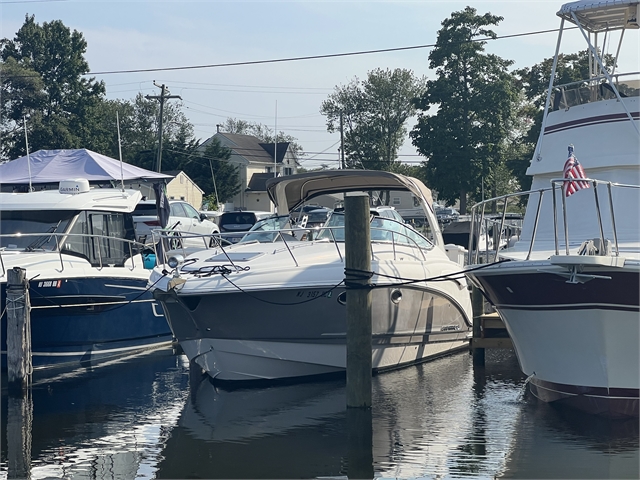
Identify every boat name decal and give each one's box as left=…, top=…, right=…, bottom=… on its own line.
left=296, top=290, right=331, bottom=299
left=440, top=325, right=460, bottom=332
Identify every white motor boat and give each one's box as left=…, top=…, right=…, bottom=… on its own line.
left=0, top=179, right=173, bottom=369
left=151, top=170, right=473, bottom=382
left=465, top=0, right=639, bottom=417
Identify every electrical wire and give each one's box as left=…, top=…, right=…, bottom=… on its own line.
left=84, top=27, right=573, bottom=76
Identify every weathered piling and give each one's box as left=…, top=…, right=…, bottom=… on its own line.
left=7, top=267, right=32, bottom=391
left=344, top=192, right=372, bottom=409
left=471, top=285, right=485, bottom=366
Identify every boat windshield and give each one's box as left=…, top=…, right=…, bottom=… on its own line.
left=239, top=215, right=293, bottom=243
left=316, top=212, right=433, bottom=249
left=0, top=210, right=76, bottom=250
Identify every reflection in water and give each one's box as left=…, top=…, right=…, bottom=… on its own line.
left=1, top=348, right=190, bottom=480
left=1, top=349, right=638, bottom=479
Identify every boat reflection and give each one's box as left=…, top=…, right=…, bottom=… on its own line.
left=1, top=349, right=636, bottom=479
left=1, top=348, right=189, bottom=480
left=499, top=396, right=639, bottom=479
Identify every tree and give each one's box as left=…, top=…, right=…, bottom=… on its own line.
left=0, top=15, right=105, bottom=159
left=222, top=117, right=304, bottom=159
left=410, top=7, right=518, bottom=214
left=321, top=68, right=426, bottom=170
left=194, top=139, right=241, bottom=208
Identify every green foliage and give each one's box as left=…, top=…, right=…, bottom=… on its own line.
left=410, top=7, right=518, bottom=213
left=0, top=15, right=105, bottom=159
left=321, top=68, right=426, bottom=170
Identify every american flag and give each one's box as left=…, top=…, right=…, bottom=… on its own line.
left=563, top=145, right=590, bottom=197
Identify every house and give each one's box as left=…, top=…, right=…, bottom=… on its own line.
left=200, top=132, right=298, bottom=212
left=163, top=170, right=205, bottom=209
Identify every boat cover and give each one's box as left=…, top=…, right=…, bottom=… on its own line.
left=266, top=169, right=446, bottom=248
left=266, top=169, right=435, bottom=214
left=558, top=0, right=639, bottom=31
left=0, top=149, right=173, bottom=185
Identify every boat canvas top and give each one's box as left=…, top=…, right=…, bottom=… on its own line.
left=558, top=0, right=639, bottom=32
left=266, top=169, right=436, bottom=214
left=0, top=148, right=172, bottom=185
left=266, top=169, right=445, bottom=248
left=0, top=183, right=142, bottom=213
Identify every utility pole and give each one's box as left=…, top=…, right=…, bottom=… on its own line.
left=146, top=82, right=181, bottom=173
left=340, top=112, right=345, bottom=169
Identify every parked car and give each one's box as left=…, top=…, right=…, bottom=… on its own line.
left=436, top=207, right=459, bottom=225
left=299, top=208, right=332, bottom=228
left=133, top=199, right=220, bottom=247
left=218, top=211, right=274, bottom=243
left=371, top=206, right=406, bottom=223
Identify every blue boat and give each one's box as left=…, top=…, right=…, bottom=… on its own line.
left=0, top=179, right=173, bottom=369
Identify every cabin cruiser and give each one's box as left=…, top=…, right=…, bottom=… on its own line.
left=0, top=179, right=173, bottom=369
left=465, top=0, right=639, bottom=417
left=150, top=170, right=473, bottom=382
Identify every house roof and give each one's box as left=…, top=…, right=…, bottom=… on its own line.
left=202, top=133, right=289, bottom=165
left=163, top=170, right=204, bottom=193
left=247, top=172, right=276, bottom=192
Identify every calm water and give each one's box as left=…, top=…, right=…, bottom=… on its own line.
left=1, top=347, right=638, bottom=479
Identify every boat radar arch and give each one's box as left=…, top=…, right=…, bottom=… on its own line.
left=59, top=178, right=91, bottom=195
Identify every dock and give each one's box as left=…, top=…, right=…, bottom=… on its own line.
left=470, top=312, right=513, bottom=350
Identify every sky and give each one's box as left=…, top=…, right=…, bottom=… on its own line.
left=1, top=0, right=639, bottom=170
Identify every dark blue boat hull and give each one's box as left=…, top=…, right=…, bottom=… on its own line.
left=1, top=276, right=173, bottom=370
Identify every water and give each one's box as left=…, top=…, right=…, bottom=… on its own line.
left=1, top=348, right=638, bottom=479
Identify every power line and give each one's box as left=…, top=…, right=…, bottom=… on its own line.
left=85, top=28, right=571, bottom=76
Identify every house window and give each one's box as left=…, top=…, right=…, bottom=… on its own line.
left=180, top=176, right=184, bottom=184
left=392, top=197, right=401, bottom=205
left=284, top=167, right=293, bottom=176
left=180, top=196, right=185, bottom=200
left=265, top=166, right=273, bottom=173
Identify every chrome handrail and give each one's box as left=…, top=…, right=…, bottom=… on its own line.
left=0, top=232, right=146, bottom=278
left=468, top=179, right=640, bottom=265
left=153, top=220, right=433, bottom=272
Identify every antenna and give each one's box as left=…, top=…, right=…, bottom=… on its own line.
left=116, top=111, right=125, bottom=193
left=23, top=117, right=33, bottom=192
left=274, top=100, right=278, bottom=178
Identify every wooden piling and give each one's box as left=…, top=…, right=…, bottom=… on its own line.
left=344, top=193, right=372, bottom=409
left=471, top=285, right=485, bottom=366
left=7, top=267, right=31, bottom=391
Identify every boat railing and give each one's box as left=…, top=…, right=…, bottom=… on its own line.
left=153, top=220, right=433, bottom=272
left=550, top=71, right=640, bottom=111
left=468, top=179, right=640, bottom=265
left=0, top=232, right=148, bottom=278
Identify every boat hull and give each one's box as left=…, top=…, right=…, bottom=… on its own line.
left=156, top=284, right=471, bottom=381
left=1, top=276, right=173, bottom=369
left=468, top=262, right=640, bottom=418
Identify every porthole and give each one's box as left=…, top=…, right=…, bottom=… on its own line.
left=391, top=289, right=403, bottom=304
left=337, top=291, right=347, bottom=305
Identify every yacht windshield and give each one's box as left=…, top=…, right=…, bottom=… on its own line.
left=0, top=210, right=76, bottom=250
left=239, top=216, right=292, bottom=243
left=316, top=212, right=433, bottom=249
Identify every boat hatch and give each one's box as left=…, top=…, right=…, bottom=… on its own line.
left=205, top=252, right=265, bottom=263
